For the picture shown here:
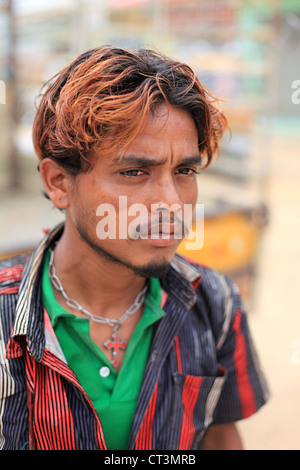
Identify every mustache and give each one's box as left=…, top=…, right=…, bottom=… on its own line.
left=129, top=211, right=191, bottom=239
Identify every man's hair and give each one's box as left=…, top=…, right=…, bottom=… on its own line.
left=33, top=46, right=228, bottom=175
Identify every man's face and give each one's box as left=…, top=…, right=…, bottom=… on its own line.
left=67, top=104, right=201, bottom=277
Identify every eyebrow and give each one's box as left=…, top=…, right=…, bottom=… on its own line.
left=111, top=154, right=202, bottom=168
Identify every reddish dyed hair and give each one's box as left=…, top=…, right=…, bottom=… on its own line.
left=33, top=46, right=228, bottom=174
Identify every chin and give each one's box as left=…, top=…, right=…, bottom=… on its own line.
left=75, top=222, right=172, bottom=278
left=130, top=259, right=171, bottom=278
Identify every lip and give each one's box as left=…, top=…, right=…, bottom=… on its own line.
left=148, top=223, right=182, bottom=236
left=144, top=227, right=182, bottom=247
left=144, top=234, right=178, bottom=247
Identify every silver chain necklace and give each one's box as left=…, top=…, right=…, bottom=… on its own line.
left=48, top=248, right=148, bottom=368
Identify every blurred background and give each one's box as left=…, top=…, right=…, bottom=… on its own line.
left=0, top=0, right=299, bottom=450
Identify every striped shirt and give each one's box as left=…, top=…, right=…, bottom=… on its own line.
left=0, top=224, right=269, bottom=450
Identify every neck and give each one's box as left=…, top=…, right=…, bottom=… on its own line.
left=51, top=223, right=147, bottom=320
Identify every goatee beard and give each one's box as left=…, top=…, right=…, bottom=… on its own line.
left=76, top=222, right=171, bottom=278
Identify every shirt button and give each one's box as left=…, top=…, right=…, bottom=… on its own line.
left=99, top=366, right=110, bottom=378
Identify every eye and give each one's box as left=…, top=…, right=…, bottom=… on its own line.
left=119, top=169, right=146, bottom=177
left=176, top=167, right=199, bottom=176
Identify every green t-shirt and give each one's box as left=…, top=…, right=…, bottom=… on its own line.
left=42, top=251, right=164, bottom=450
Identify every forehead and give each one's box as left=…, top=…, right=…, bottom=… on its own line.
left=121, top=105, right=198, bottom=157
left=139, top=104, right=197, bottom=137
left=89, top=104, right=200, bottom=168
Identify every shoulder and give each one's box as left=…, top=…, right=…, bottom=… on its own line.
left=0, top=254, right=29, bottom=349
left=177, top=254, right=243, bottom=346
left=0, top=253, right=29, bottom=295
left=177, top=253, right=240, bottom=306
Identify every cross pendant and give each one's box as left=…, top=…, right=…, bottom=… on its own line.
left=104, top=330, right=127, bottom=368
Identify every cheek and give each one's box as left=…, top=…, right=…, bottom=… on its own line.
left=180, top=182, right=198, bottom=219
left=180, top=179, right=198, bottom=204
left=68, top=183, right=100, bottom=231
left=74, top=178, right=117, bottom=213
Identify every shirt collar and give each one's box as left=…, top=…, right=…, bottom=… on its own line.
left=10, top=223, right=64, bottom=360
left=160, top=254, right=201, bottom=310
left=42, top=248, right=165, bottom=327
left=11, top=223, right=201, bottom=352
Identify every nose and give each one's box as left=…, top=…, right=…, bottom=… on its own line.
left=149, top=177, right=183, bottom=219
left=150, top=178, right=182, bottom=207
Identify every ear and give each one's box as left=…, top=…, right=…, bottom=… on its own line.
left=39, top=158, right=73, bottom=210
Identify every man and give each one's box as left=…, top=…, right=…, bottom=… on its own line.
left=0, top=46, right=269, bottom=450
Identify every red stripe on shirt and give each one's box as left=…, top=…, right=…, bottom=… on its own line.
left=135, top=382, right=158, bottom=450
left=179, top=375, right=202, bottom=450
left=5, top=334, right=24, bottom=359
left=28, top=357, right=76, bottom=450
left=174, top=336, right=182, bottom=373
left=0, top=265, right=24, bottom=283
left=160, top=291, right=168, bottom=309
left=41, top=350, right=107, bottom=450
left=232, top=309, right=257, bottom=418
left=0, top=286, right=20, bottom=295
